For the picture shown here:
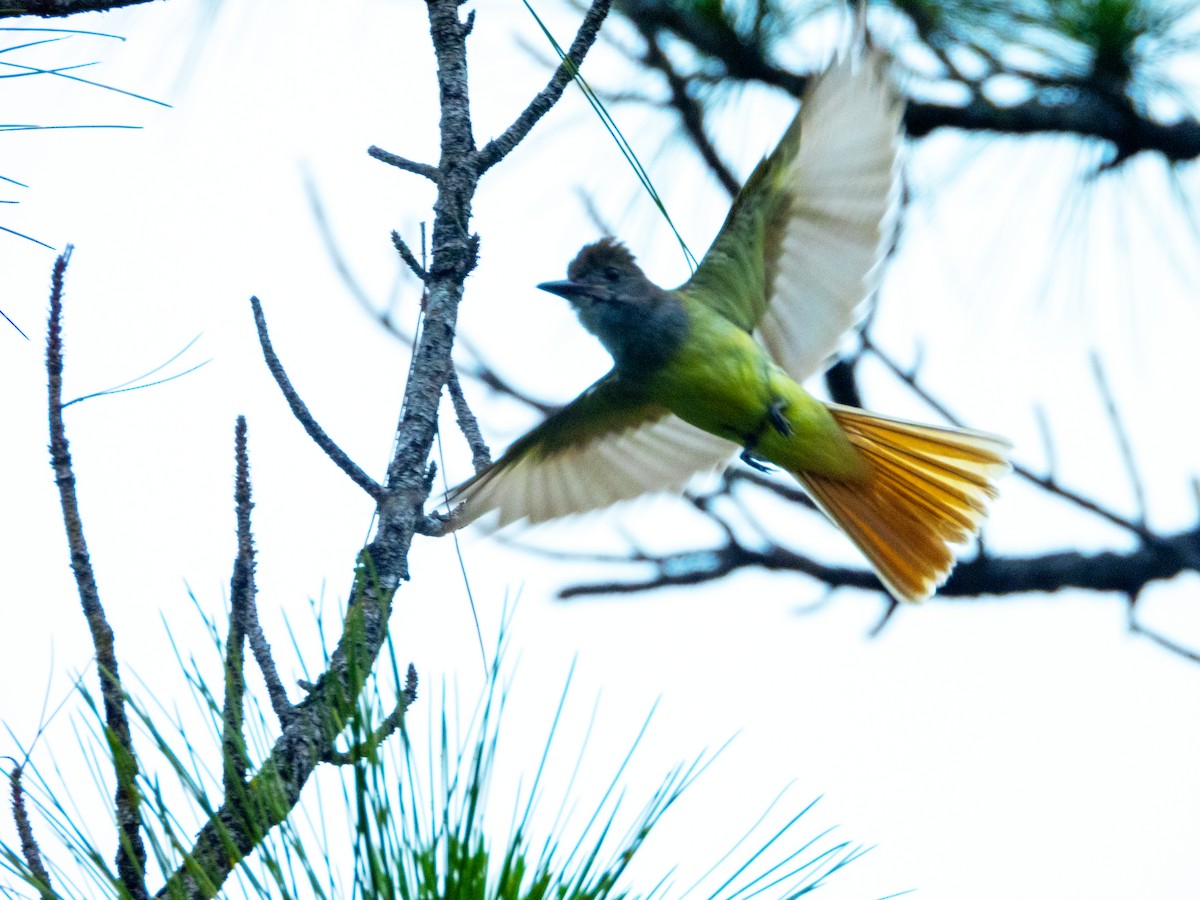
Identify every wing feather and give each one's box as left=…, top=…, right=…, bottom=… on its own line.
left=681, top=48, right=903, bottom=382
left=761, top=49, right=903, bottom=379
left=446, top=373, right=738, bottom=527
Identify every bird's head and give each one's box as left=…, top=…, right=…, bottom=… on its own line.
left=537, top=238, right=685, bottom=371
left=537, top=238, right=655, bottom=309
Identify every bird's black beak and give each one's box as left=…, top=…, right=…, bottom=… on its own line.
left=537, top=279, right=593, bottom=301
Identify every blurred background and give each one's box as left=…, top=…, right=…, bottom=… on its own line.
left=2, top=1, right=1200, bottom=897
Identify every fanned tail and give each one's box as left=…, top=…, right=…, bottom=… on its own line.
left=796, top=404, right=1012, bottom=602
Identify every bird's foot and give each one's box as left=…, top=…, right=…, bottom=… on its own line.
left=737, top=400, right=790, bottom=472
left=740, top=446, right=775, bottom=473
left=767, top=399, right=793, bottom=437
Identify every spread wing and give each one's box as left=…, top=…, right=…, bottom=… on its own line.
left=681, top=48, right=903, bottom=381
left=446, top=372, right=738, bottom=527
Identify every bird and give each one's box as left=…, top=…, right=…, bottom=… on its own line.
left=444, top=47, right=1011, bottom=603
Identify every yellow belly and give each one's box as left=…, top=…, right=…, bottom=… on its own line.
left=646, top=310, right=866, bottom=480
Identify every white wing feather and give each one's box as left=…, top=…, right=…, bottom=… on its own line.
left=453, top=414, right=737, bottom=527
left=759, top=50, right=903, bottom=381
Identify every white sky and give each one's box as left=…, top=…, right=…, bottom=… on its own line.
left=2, top=2, right=1200, bottom=899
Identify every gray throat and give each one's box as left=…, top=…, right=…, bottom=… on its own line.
left=579, top=290, right=689, bottom=376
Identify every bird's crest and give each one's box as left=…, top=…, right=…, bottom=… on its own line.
left=567, top=237, right=640, bottom=280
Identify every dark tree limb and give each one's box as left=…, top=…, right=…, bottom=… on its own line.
left=904, top=91, right=1200, bottom=166
left=823, top=357, right=864, bottom=409
left=249, top=296, right=383, bottom=501
left=616, top=0, right=806, bottom=94
left=557, top=518, right=1200, bottom=605
left=617, top=0, right=1200, bottom=166
left=0, top=0, right=157, bottom=17
left=45, top=247, right=149, bottom=900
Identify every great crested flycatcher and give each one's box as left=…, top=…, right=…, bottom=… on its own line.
left=445, top=48, right=1011, bottom=602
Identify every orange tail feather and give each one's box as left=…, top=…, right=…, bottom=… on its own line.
left=796, top=404, right=1011, bottom=602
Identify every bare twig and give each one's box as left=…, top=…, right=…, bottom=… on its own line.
left=474, top=0, right=612, bottom=174
left=8, top=764, right=54, bottom=900
left=638, top=29, right=740, bottom=197
left=45, top=247, right=148, bottom=900
left=558, top=539, right=877, bottom=599
left=1033, top=404, right=1057, bottom=479
left=1129, top=613, right=1200, bottom=665
left=392, top=230, right=429, bottom=283
left=723, top=466, right=816, bottom=509
left=867, top=598, right=901, bottom=637
left=305, top=175, right=395, bottom=319
left=459, top=349, right=560, bottom=415
left=576, top=187, right=618, bottom=235
left=366, top=146, right=440, bottom=182
left=325, top=663, right=419, bottom=765
left=862, top=334, right=1158, bottom=544
left=249, top=296, right=383, bottom=500
left=230, top=417, right=294, bottom=728
left=1090, top=352, right=1147, bottom=525
left=446, top=365, right=491, bottom=473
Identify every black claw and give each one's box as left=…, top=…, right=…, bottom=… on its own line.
left=740, top=446, right=774, bottom=473
left=767, top=400, right=792, bottom=437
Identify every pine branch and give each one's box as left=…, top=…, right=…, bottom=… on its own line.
left=45, top=247, right=149, bottom=900
left=156, top=4, right=612, bottom=896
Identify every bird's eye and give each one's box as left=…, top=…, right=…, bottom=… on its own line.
left=603, top=266, right=620, bottom=282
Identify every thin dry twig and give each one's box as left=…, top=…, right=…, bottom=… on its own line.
left=474, top=0, right=613, bottom=174
left=365, top=147, right=440, bottom=182
left=230, top=417, right=294, bottom=728
left=8, top=764, right=54, bottom=900
left=861, top=334, right=1158, bottom=544
left=45, top=247, right=148, bottom=900
left=392, top=230, right=429, bottom=283
left=446, top=365, right=491, bottom=473
left=1090, top=352, right=1147, bottom=525
left=249, top=296, right=383, bottom=500
left=326, top=664, right=419, bottom=765
left=1129, top=612, right=1200, bottom=664
left=460, top=348, right=561, bottom=415
left=638, top=29, right=740, bottom=197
